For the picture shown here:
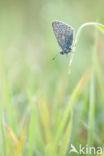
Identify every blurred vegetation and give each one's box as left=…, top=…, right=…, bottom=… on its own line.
left=0, top=0, right=104, bottom=156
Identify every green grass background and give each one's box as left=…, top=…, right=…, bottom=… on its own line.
left=0, top=0, right=104, bottom=156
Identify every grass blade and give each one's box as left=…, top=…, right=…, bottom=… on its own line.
left=96, top=24, right=104, bottom=33
left=55, top=69, right=91, bottom=145
left=88, top=73, right=95, bottom=147
left=60, top=111, right=73, bottom=156
left=28, top=92, right=43, bottom=156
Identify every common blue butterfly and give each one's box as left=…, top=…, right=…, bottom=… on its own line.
left=52, top=21, right=74, bottom=58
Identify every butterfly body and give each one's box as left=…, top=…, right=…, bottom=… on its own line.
left=60, top=46, right=72, bottom=55
left=52, top=21, right=74, bottom=56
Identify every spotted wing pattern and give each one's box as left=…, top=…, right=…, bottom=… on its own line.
left=52, top=21, right=74, bottom=50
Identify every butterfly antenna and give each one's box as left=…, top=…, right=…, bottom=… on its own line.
left=52, top=53, right=59, bottom=60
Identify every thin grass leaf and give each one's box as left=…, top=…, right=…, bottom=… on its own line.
left=0, top=54, right=16, bottom=131
left=88, top=28, right=97, bottom=149
left=39, top=97, right=53, bottom=143
left=60, top=111, right=73, bottom=156
left=96, top=24, right=104, bottom=33
left=39, top=97, right=56, bottom=156
left=15, top=128, right=27, bottom=156
left=4, top=122, right=19, bottom=145
left=1, top=116, right=7, bottom=156
left=88, top=73, right=95, bottom=147
left=53, top=76, right=69, bottom=131
left=39, top=96, right=56, bottom=155
left=4, top=121, right=19, bottom=155
left=28, top=93, right=37, bottom=156
left=5, top=134, right=16, bottom=156
left=28, top=92, right=43, bottom=156
left=95, top=54, right=104, bottom=104
left=55, top=69, right=91, bottom=145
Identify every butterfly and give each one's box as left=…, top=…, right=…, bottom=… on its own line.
left=52, top=21, right=74, bottom=59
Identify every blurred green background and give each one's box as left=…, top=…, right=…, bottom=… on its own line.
left=0, top=0, right=104, bottom=156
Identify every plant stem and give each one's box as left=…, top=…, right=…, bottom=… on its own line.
left=88, top=28, right=98, bottom=156
left=69, top=22, right=103, bottom=73
left=74, top=22, right=103, bottom=46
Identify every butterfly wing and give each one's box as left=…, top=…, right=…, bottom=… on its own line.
left=52, top=21, right=74, bottom=50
